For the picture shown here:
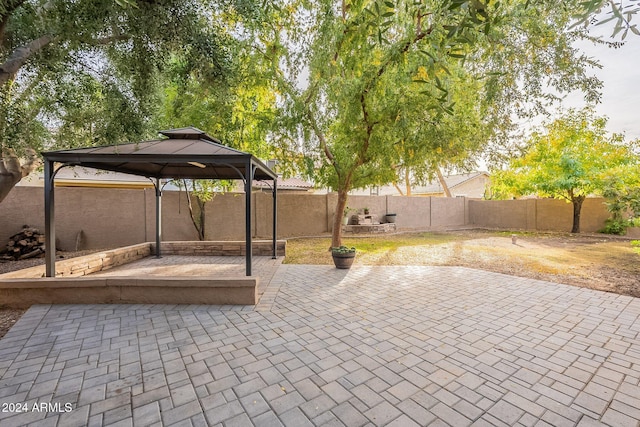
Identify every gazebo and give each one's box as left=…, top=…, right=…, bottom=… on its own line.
left=42, top=127, right=278, bottom=277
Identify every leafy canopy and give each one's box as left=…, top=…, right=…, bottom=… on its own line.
left=0, top=0, right=260, bottom=154
left=491, top=108, right=640, bottom=203
left=259, top=0, right=628, bottom=245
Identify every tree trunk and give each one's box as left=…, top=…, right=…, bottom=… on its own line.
left=332, top=188, right=349, bottom=248
left=436, top=166, right=452, bottom=197
left=196, top=197, right=206, bottom=241
left=405, top=170, right=412, bottom=196
left=0, top=171, right=21, bottom=204
left=0, top=148, right=40, bottom=204
left=392, top=182, right=404, bottom=196
left=183, top=180, right=205, bottom=241
left=571, top=195, right=585, bottom=233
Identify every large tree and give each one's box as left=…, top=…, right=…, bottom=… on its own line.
left=158, top=8, right=280, bottom=240
left=261, top=0, right=628, bottom=248
left=0, top=0, right=259, bottom=204
left=490, top=108, right=639, bottom=233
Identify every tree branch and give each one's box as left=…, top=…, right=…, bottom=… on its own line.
left=0, top=34, right=56, bottom=85
left=354, top=16, right=432, bottom=166
left=0, top=148, right=40, bottom=204
left=356, top=92, right=373, bottom=167
left=436, top=166, right=452, bottom=197
left=393, top=181, right=405, bottom=196
left=0, top=1, right=27, bottom=40
left=271, top=64, right=336, bottom=167
left=364, top=25, right=431, bottom=95
left=19, top=148, right=39, bottom=178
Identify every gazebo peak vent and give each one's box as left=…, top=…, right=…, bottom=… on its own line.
left=159, top=127, right=221, bottom=143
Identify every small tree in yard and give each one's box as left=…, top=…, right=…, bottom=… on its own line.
left=177, top=179, right=235, bottom=241
left=491, top=108, right=640, bottom=233
left=600, top=169, right=640, bottom=234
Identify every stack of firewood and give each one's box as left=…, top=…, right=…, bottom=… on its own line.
left=0, top=226, right=46, bottom=261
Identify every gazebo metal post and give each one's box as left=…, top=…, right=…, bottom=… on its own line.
left=44, top=159, right=56, bottom=277
left=272, top=178, right=277, bottom=259
left=245, top=161, right=254, bottom=276
left=155, top=177, right=162, bottom=258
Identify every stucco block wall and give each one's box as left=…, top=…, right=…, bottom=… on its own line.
left=148, top=189, right=200, bottom=242
left=203, top=193, right=248, bottom=240
left=266, top=193, right=328, bottom=237
left=342, top=195, right=389, bottom=225
left=469, top=198, right=609, bottom=232
left=431, top=197, right=466, bottom=228
left=0, top=186, right=614, bottom=250
left=0, top=187, right=197, bottom=250
left=58, top=187, right=148, bottom=249
left=0, top=186, right=45, bottom=246
left=469, top=199, right=533, bottom=230
left=387, top=197, right=430, bottom=229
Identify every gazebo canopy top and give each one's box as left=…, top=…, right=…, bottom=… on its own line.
left=43, top=127, right=277, bottom=181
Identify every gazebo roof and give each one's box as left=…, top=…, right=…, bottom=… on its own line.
left=43, top=127, right=277, bottom=181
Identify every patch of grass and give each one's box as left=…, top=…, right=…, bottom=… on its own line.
left=284, top=230, right=640, bottom=298
left=283, top=232, right=460, bottom=265
left=284, top=230, right=640, bottom=274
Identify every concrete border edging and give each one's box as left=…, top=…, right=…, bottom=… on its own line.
left=0, top=276, right=257, bottom=307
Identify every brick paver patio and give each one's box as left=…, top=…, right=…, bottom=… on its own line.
left=1, top=265, right=639, bottom=426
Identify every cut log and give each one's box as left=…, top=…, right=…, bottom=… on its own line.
left=19, top=248, right=43, bottom=260
left=2, top=225, right=47, bottom=260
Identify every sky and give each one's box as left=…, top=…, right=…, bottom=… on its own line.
left=562, top=27, right=640, bottom=140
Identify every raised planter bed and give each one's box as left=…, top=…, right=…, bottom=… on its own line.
left=343, top=223, right=397, bottom=234
left=0, top=240, right=286, bottom=307
left=0, top=276, right=257, bottom=307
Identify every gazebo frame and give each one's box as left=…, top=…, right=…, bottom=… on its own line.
left=42, top=127, right=278, bottom=277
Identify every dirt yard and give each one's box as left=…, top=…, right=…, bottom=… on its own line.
left=1, top=230, right=639, bottom=339
left=382, top=230, right=640, bottom=298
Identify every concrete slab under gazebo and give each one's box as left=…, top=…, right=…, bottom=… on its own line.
left=41, top=127, right=278, bottom=277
